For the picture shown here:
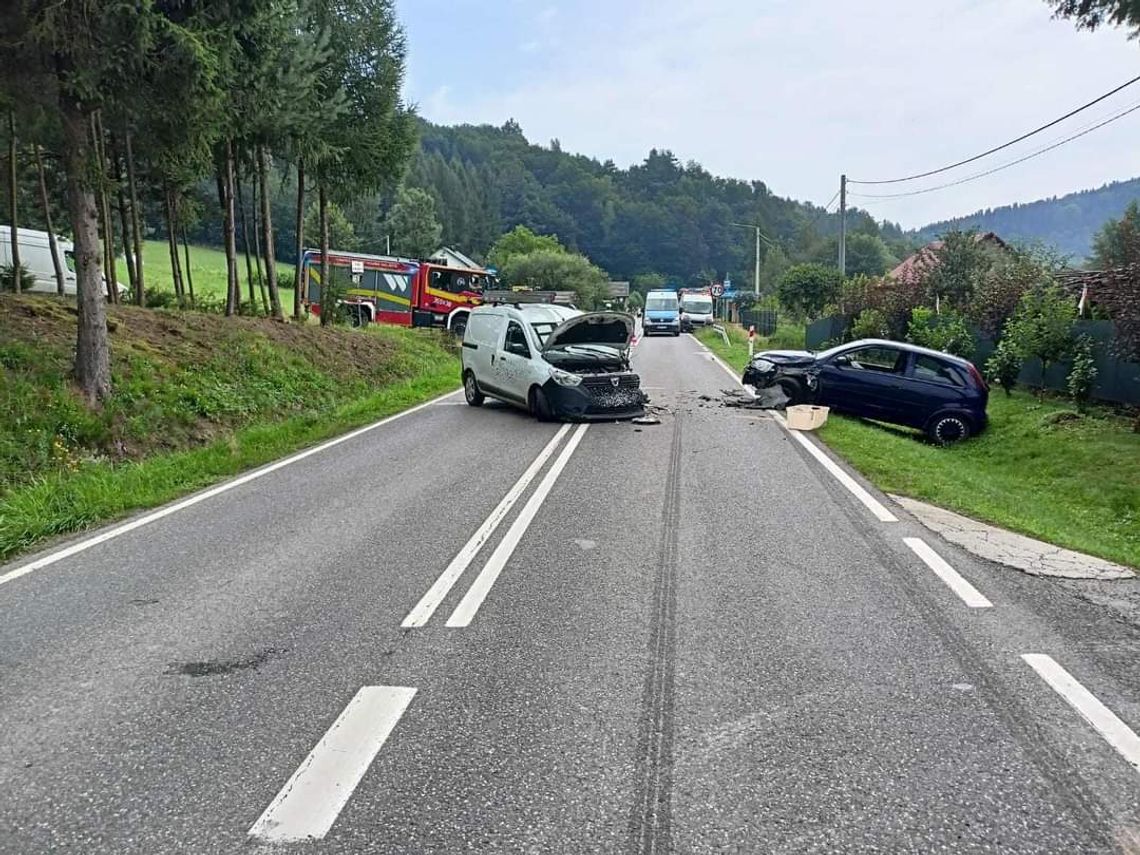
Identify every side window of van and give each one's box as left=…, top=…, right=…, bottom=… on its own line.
left=503, top=321, right=531, bottom=358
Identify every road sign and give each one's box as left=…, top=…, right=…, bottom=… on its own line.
left=351, top=260, right=364, bottom=274
left=711, top=282, right=725, bottom=297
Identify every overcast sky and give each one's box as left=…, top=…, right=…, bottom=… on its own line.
left=395, top=0, right=1139, bottom=229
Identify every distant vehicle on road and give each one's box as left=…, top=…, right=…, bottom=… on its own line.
left=742, top=338, right=989, bottom=444
left=643, top=289, right=680, bottom=336
left=679, top=287, right=714, bottom=330
left=461, top=299, right=646, bottom=421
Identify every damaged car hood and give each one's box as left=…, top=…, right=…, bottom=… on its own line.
left=542, top=312, right=635, bottom=354
left=753, top=350, right=817, bottom=367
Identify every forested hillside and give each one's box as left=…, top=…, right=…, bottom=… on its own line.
left=402, top=120, right=911, bottom=286
left=915, top=178, right=1140, bottom=263
left=171, top=118, right=912, bottom=288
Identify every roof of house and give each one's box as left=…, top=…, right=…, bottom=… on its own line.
left=430, top=246, right=483, bottom=270
left=888, top=232, right=1010, bottom=284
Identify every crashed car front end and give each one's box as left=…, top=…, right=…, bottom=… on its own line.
left=741, top=350, right=820, bottom=398
left=541, top=312, right=647, bottom=420
left=542, top=369, right=646, bottom=420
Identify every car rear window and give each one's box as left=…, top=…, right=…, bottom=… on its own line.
left=913, top=354, right=965, bottom=386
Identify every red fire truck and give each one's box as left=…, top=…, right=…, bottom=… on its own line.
left=300, top=248, right=494, bottom=335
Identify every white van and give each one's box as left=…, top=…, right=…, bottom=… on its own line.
left=461, top=302, right=646, bottom=420
left=0, top=227, right=78, bottom=294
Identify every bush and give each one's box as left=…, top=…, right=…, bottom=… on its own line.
left=906, top=307, right=974, bottom=357
left=1067, top=335, right=1098, bottom=411
left=145, top=290, right=182, bottom=309
left=1004, top=284, right=1076, bottom=391
left=850, top=308, right=889, bottom=340
left=986, top=337, right=1022, bottom=396
left=0, top=264, right=36, bottom=292
left=778, top=263, right=844, bottom=320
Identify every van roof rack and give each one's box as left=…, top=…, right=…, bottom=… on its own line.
left=482, top=290, right=576, bottom=306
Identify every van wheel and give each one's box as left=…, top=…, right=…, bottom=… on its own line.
left=529, top=386, right=554, bottom=422
left=464, top=372, right=484, bottom=407
left=927, top=413, right=971, bottom=446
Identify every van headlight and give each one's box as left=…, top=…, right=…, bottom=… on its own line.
left=550, top=368, right=583, bottom=387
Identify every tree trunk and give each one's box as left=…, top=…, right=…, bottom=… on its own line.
left=109, top=137, right=136, bottom=299
left=62, top=95, right=111, bottom=404
left=163, top=185, right=183, bottom=301
left=258, top=145, right=283, bottom=320
left=125, top=132, right=144, bottom=306
left=250, top=175, right=269, bottom=316
left=8, top=109, right=21, bottom=293
left=236, top=172, right=259, bottom=312
left=293, top=156, right=305, bottom=320
left=181, top=224, right=195, bottom=307
left=221, top=139, right=240, bottom=315
left=34, top=145, right=66, bottom=296
left=92, top=113, right=118, bottom=303
left=319, top=181, right=331, bottom=327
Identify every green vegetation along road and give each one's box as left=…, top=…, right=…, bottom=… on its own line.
left=0, top=295, right=459, bottom=561
left=696, top=324, right=1140, bottom=568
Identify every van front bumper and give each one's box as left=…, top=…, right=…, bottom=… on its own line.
left=544, top=377, right=647, bottom=421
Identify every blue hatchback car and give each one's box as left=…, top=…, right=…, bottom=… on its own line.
left=742, top=339, right=989, bottom=444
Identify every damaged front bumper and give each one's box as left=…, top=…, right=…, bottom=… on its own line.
left=543, top=375, right=647, bottom=421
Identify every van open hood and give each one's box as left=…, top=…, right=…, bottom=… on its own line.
left=541, top=312, right=635, bottom=353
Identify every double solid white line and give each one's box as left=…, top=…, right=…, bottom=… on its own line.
left=403, top=423, right=588, bottom=628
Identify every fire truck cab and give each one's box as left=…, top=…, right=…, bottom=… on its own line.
left=301, top=248, right=492, bottom=335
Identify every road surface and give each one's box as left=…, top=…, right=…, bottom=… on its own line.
left=2, top=334, right=1139, bottom=853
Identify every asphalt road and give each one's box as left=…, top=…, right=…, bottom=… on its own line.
left=2, top=333, right=1139, bottom=854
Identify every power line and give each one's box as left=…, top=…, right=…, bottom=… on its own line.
left=822, top=189, right=840, bottom=211
left=848, top=100, right=1140, bottom=201
left=848, top=73, right=1140, bottom=186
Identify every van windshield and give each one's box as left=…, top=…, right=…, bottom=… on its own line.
left=646, top=296, right=677, bottom=312
left=530, top=322, right=558, bottom=344
left=682, top=297, right=712, bottom=313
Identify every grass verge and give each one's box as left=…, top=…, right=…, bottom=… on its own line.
left=695, top=325, right=1140, bottom=568
left=0, top=295, right=459, bottom=561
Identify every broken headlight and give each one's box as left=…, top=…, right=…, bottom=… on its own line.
left=749, top=358, right=775, bottom=373
left=550, top=368, right=583, bottom=387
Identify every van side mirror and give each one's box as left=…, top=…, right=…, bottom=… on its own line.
left=507, top=341, right=529, bottom=357
left=833, top=354, right=852, bottom=367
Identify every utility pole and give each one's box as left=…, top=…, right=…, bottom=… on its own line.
left=732, top=222, right=774, bottom=297
left=838, top=174, right=847, bottom=277
left=754, top=226, right=761, bottom=297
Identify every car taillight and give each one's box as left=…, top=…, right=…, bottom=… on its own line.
left=966, top=362, right=988, bottom=392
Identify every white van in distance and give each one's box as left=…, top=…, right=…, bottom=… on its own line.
left=1, top=227, right=78, bottom=295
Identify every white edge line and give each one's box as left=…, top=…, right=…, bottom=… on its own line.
left=446, top=423, right=589, bottom=627
left=693, top=336, right=898, bottom=524
left=786, top=430, right=899, bottom=522
left=248, top=685, right=418, bottom=842
left=904, top=537, right=992, bottom=608
left=402, top=423, right=572, bottom=627
left=0, top=389, right=462, bottom=589
left=1022, top=654, right=1140, bottom=773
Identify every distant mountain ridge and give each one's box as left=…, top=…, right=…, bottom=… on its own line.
left=913, top=178, right=1140, bottom=263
